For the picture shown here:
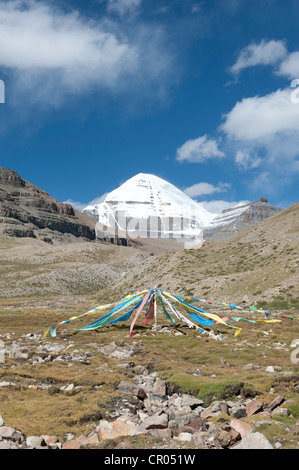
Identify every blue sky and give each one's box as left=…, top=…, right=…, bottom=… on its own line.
left=0, top=0, right=299, bottom=213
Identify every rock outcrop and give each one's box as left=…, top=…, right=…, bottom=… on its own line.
left=0, top=167, right=96, bottom=244
left=204, top=198, right=281, bottom=242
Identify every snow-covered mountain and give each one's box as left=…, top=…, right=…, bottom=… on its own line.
left=83, top=173, right=215, bottom=246
left=83, top=173, right=281, bottom=245
left=204, top=199, right=281, bottom=241
left=207, top=201, right=254, bottom=228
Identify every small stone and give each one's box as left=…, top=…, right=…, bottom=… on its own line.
left=265, top=366, right=275, bottom=373
left=42, top=435, right=59, bottom=445
left=246, top=399, right=263, bottom=417
left=62, top=440, right=81, bottom=449
left=188, top=417, right=207, bottom=432
left=118, top=381, right=147, bottom=399
left=243, top=364, right=260, bottom=370
left=219, top=402, right=229, bottom=415
left=97, top=419, right=140, bottom=441
left=26, top=436, right=45, bottom=448
left=177, top=432, right=192, bottom=442
left=231, top=432, right=273, bottom=449
left=266, top=395, right=285, bottom=411
left=0, top=415, right=3, bottom=427
left=230, top=419, right=253, bottom=438
left=180, top=394, right=204, bottom=409
left=168, top=416, right=191, bottom=430
left=216, top=430, right=233, bottom=448
left=192, top=431, right=206, bottom=448
left=0, top=441, right=12, bottom=449
left=0, top=426, right=17, bottom=440
left=134, top=365, right=148, bottom=375
left=63, top=432, right=75, bottom=442
left=153, top=378, right=166, bottom=395
left=149, top=428, right=173, bottom=440
left=175, top=425, right=197, bottom=436
left=201, top=403, right=221, bottom=419
left=141, top=414, right=168, bottom=431
left=86, top=431, right=100, bottom=445
left=232, top=408, right=247, bottom=419
left=64, top=384, right=74, bottom=391
left=115, top=440, right=134, bottom=449
left=271, top=407, right=290, bottom=417
left=74, top=435, right=89, bottom=447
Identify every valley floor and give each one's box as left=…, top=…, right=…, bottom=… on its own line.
left=0, top=294, right=298, bottom=449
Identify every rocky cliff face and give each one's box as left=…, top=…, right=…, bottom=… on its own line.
left=0, top=167, right=96, bottom=244
left=204, top=198, right=281, bottom=242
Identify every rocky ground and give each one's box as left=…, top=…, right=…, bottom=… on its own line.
left=0, top=296, right=298, bottom=450
left=0, top=356, right=293, bottom=449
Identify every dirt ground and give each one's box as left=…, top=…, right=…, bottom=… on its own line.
left=0, top=293, right=298, bottom=448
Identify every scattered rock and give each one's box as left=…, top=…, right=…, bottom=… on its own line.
left=201, top=403, right=221, bottom=419
left=271, top=407, right=290, bottom=417
left=246, top=399, right=263, bottom=417
left=118, top=381, right=147, bottom=399
left=266, top=395, right=285, bottom=411
left=230, top=419, right=253, bottom=438
left=243, top=364, right=261, bottom=370
left=42, top=435, right=59, bottom=445
left=62, top=440, right=81, bottom=449
left=140, top=414, right=169, bottom=431
left=26, top=436, right=45, bottom=448
left=0, top=426, right=24, bottom=443
left=115, top=440, right=134, bottom=449
left=134, top=365, right=148, bottom=375
left=231, top=432, right=274, bottom=449
left=148, top=428, right=173, bottom=441
left=97, top=419, right=140, bottom=441
left=177, top=432, right=192, bottom=442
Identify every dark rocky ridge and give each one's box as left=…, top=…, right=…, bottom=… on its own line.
left=0, top=167, right=96, bottom=244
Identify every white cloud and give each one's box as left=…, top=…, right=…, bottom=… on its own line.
left=230, top=39, right=287, bottom=75
left=278, top=51, right=299, bottom=78
left=0, top=0, right=175, bottom=110
left=221, top=86, right=299, bottom=193
left=184, top=182, right=231, bottom=198
left=0, top=1, right=135, bottom=75
left=221, top=88, right=299, bottom=141
left=235, top=149, right=262, bottom=170
left=106, top=0, right=142, bottom=16
left=63, top=199, right=88, bottom=212
left=250, top=171, right=273, bottom=193
left=176, top=135, right=225, bottom=163
left=64, top=193, right=108, bottom=212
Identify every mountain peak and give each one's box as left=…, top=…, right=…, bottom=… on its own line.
left=83, top=173, right=215, bottom=245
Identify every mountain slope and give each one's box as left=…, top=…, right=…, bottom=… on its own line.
left=0, top=235, right=149, bottom=298
left=100, top=203, right=299, bottom=309
left=0, top=167, right=96, bottom=244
